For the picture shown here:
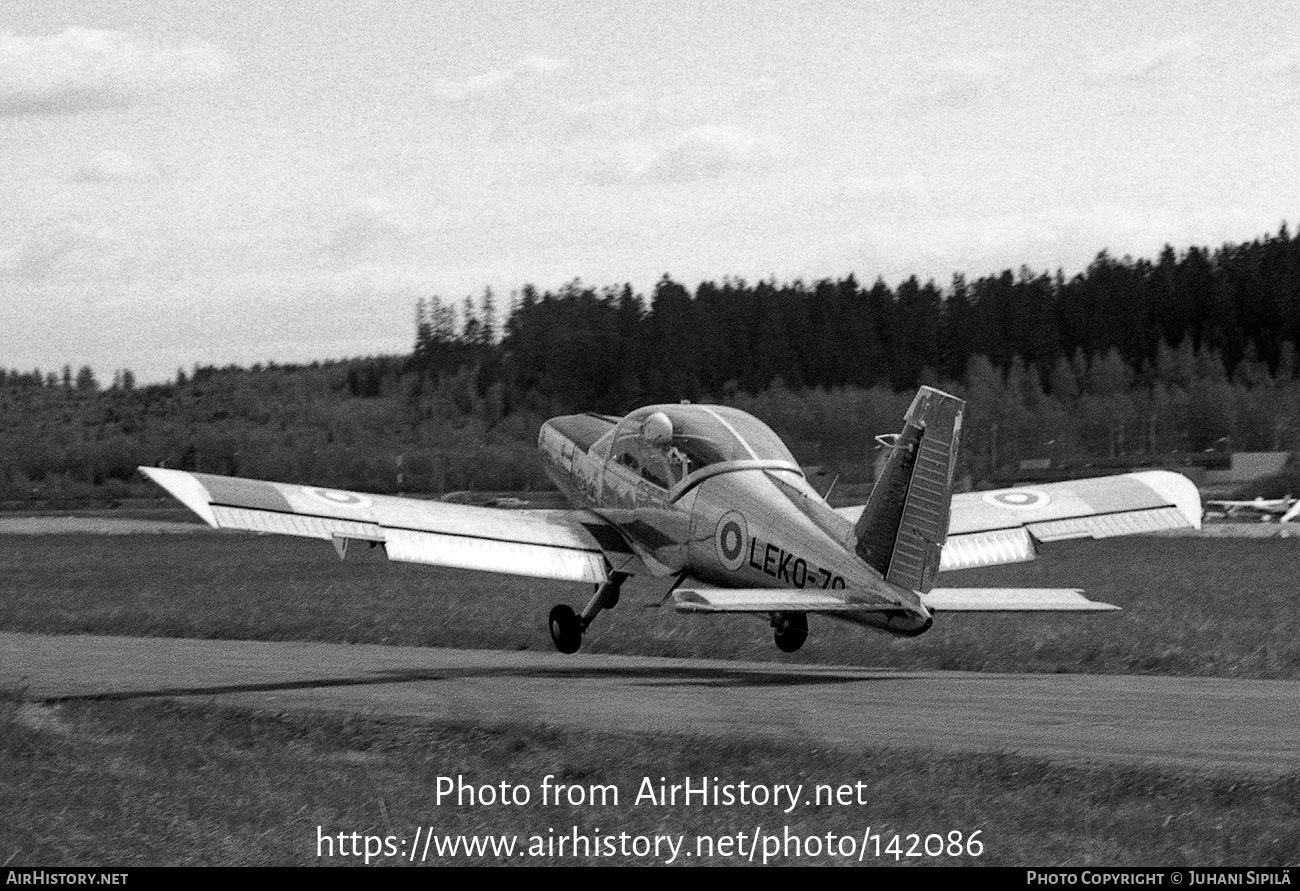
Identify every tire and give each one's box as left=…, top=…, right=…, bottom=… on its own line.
left=549, top=604, right=583, bottom=654
left=773, top=611, right=808, bottom=653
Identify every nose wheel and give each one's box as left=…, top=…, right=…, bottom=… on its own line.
left=548, top=571, right=629, bottom=654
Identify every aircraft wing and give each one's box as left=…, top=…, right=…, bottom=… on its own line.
left=139, top=467, right=638, bottom=583
left=920, top=588, right=1118, bottom=612
left=836, top=470, right=1201, bottom=571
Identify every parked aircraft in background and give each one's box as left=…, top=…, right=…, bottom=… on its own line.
left=141, top=387, right=1202, bottom=654
left=1203, top=496, right=1300, bottom=523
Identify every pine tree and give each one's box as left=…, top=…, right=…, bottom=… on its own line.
left=414, top=298, right=433, bottom=356
left=481, top=286, right=497, bottom=346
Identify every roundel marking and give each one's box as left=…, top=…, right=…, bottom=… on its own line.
left=981, top=488, right=1051, bottom=510
left=303, top=487, right=373, bottom=510
left=716, top=511, right=748, bottom=571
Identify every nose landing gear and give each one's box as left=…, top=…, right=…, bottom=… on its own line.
left=548, top=571, right=629, bottom=654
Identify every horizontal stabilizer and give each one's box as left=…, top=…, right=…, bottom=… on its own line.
left=673, top=588, right=900, bottom=614
left=920, top=588, right=1119, bottom=612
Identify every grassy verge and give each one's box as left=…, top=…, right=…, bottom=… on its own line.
left=3, top=534, right=1299, bottom=678
left=2, top=694, right=1296, bottom=866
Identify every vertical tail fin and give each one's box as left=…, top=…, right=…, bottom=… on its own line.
left=854, top=386, right=964, bottom=593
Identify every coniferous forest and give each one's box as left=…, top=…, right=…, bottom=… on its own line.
left=4, top=226, right=1300, bottom=501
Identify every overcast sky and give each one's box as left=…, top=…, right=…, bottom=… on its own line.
left=2, top=1, right=1297, bottom=382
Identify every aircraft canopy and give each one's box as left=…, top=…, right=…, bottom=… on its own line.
left=601, top=404, right=798, bottom=485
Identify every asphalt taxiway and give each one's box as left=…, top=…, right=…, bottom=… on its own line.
left=3, top=631, right=1296, bottom=775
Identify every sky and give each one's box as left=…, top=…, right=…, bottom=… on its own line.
left=1, top=1, right=1297, bottom=382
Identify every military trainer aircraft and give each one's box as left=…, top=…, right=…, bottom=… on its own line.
left=140, top=387, right=1201, bottom=654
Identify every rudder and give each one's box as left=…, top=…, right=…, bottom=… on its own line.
left=853, top=386, right=964, bottom=593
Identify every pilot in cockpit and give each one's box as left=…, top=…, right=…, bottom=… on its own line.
left=640, top=411, right=691, bottom=486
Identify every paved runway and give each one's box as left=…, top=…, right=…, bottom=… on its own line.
left=0, top=517, right=210, bottom=534
left=3, top=631, right=1297, bottom=776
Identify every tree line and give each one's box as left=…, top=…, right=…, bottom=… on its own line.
left=4, top=225, right=1298, bottom=501
left=412, top=223, right=1300, bottom=412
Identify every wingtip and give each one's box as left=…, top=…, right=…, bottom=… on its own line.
left=1128, top=469, right=1203, bottom=530
left=138, top=466, right=219, bottom=527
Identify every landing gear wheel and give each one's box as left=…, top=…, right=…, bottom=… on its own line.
left=549, top=604, right=583, bottom=654
left=773, top=611, right=808, bottom=653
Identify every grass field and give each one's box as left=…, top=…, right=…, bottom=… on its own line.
left=2, top=532, right=1299, bottom=678
left=4, top=694, right=1297, bottom=867
left=5, top=531, right=1299, bottom=866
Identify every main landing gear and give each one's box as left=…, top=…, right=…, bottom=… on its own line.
left=771, top=611, right=808, bottom=653
left=549, top=571, right=629, bottom=654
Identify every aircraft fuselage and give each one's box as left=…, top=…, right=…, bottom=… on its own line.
left=538, top=407, right=932, bottom=637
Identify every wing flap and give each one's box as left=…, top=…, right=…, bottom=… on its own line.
left=383, top=527, right=608, bottom=581
left=939, top=527, right=1037, bottom=571
left=921, top=587, right=1119, bottom=612
left=673, top=588, right=900, bottom=614
left=140, top=467, right=616, bottom=584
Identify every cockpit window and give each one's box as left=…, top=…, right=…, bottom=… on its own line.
left=702, top=406, right=798, bottom=465
left=608, top=404, right=797, bottom=486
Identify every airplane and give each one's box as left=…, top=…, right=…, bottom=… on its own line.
left=139, top=387, right=1202, bottom=654
left=1203, top=496, right=1300, bottom=523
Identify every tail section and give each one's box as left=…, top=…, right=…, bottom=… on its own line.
left=854, top=386, right=964, bottom=593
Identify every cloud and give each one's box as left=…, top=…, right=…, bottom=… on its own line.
left=434, top=55, right=566, bottom=100
left=834, top=174, right=930, bottom=209
left=1091, top=34, right=1204, bottom=80
left=69, top=151, right=169, bottom=183
left=319, top=201, right=440, bottom=263
left=1252, top=51, right=1300, bottom=87
left=0, top=222, right=138, bottom=281
left=595, top=126, right=784, bottom=185
left=905, top=50, right=1022, bottom=109
left=936, top=50, right=1013, bottom=84
left=558, top=78, right=788, bottom=138
left=0, top=28, right=233, bottom=116
left=836, top=203, right=1280, bottom=282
